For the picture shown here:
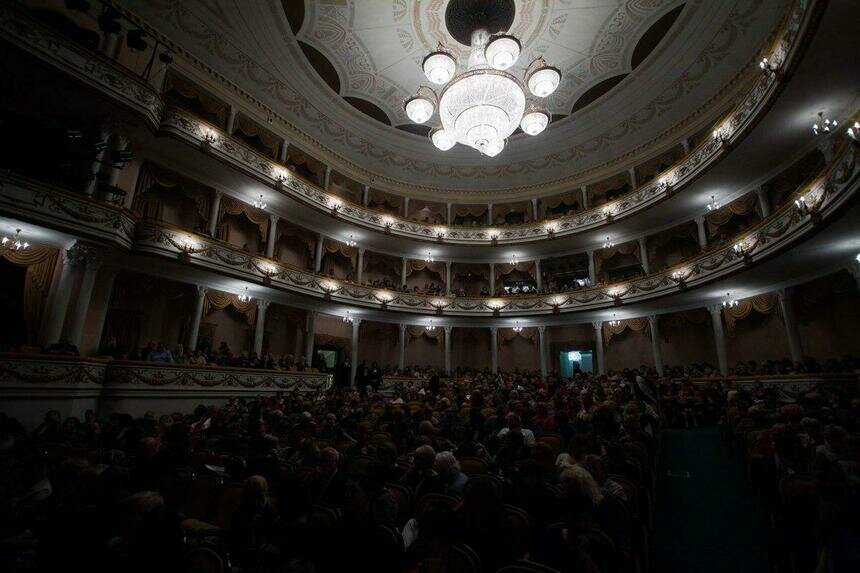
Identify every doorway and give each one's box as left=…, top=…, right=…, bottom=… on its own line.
left=559, top=349, right=594, bottom=377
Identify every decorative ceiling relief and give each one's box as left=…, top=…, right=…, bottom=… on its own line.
left=121, top=0, right=790, bottom=198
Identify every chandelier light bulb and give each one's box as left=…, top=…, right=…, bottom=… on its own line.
left=845, top=121, right=859, bottom=141
left=424, top=250, right=434, bottom=263
left=512, top=321, right=523, bottom=333
left=485, top=35, right=520, bottom=70
left=427, top=319, right=436, bottom=332
left=706, top=194, right=720, bottom=211
left=423, top=49, right=456, bottom=85
left=430, top=128, right=456, bottom=151
left=527, top=64, right=561, bottom=98
left=405, top=95, right=434, bottom=124
left=1, top=229, right=29, bottom=251
left=345, top=234, right=356, bottom=248
left=812, top=112, right=837, bottom=135
left=237, top=286, right=250, bottom=303
left=603, top=236, right=614, bottom=249
left=253, top=194, right=267, bottom=210
left=342, top=311, right=354, bottom=324
left=608, top=314, right=621, bottom=327
left=521, top=110, right=550, bottom=136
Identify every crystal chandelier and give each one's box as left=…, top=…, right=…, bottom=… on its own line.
left=812, top=112, right=837, bottom=136
left=722, top=292, right=738, bottom=308
left=424, top=250, right=434, bottom=263
left=405, top=29, right=561, bottom=157
left=253, top=194, right=267, bottom=210
left=509, top=254, right=518, bottom=266
left=344, top=234, right=357, bottom=248
left=1, top=229, right=29, bottom=251
left=602, top=236, right=614, bottom=249
left=342, top=311, right=354, bottom=324
left=237, top=286, right=251, bottom=303
left=426, top=319, right=436, bottom=332
left=608, top=314, right=621, bottom=328
left=706, top=194, right=720, bottom=211
left=511, top=321, right=523, bottom=333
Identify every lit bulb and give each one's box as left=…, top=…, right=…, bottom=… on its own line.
left=528, top=66, right=561, bottom=98
left=521, top=111, right=549, bottom=136
left=405, top=96, right=434, bottom=124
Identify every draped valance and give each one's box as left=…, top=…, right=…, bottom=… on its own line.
left=498, top=328, right=537, bottom=344
left=369, top=190, right=404, bottom=209
left=1, top=246, right=58, bottom=340
left=219, top=196, right=270, bottom=238
left=287, top=147, right=327, bottom=182
left=410, top=200, right=446, bottom=217
left=408, top=259, right=446, bottom=279
left=495, top=201, right=531, bottom=216
left=454, top=204, right=489, bottom=218
left=365, top=253, right=402, bottom=277
left=706, top=193, right=757, bottom=232
left=723, top=292, right=779, bottom=331
left=233, top=114, right=281, bottom=157
left=203, top=290, right=257, bottom=325
left=648, top=223, right=698, bottom=252
left=163, top=72, right=227, bottom=127
left=453, top=263, right=490, bottom=280
left=277, top=225, right=316, bottom=256
left=494, top=260, right=536, bottom=279
left=406, top=326, right=443, bottom=342
left=134, top=162, right=212, bottom=222
left=323, top=237, right=357, bottom=260
left=596, top=240, right=641, bottom=277
left=603, top=317, right=650, bottom=344
left=544, top=191, right=580, bottom=210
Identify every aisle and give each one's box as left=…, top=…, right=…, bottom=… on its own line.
left=652, top=427, right=771, bottom=573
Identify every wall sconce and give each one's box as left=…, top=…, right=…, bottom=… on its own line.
left=733, top=239, right=754, bottom=264
left=435, top=226, right=446, bottom=243
left=273, top=167, right=289, bottom=188
left=759, top=57, right=778, bottom=77
left=383, top=216, right=394, bottom=234
left=671, top=268, right=690, bottom=291
left=377, top=290, right=394, bottom=309
left=712, top=126, right=728, bottom=146
left=545, top=223, right=557, bottom=238
left=177, top=235, right=197, bottom=263
left=488, top=229, right=499, bottom=246
left=321, top=280, right=339, bottom=300
left=201, top=127, right=218, bottom=150
left=431, top=298, right=448, bottom=316
left=602, top=207, right=613, bottom=222
left=260, top=263, right=278, bottom=285
left=329, top=197, right=342, bottom=215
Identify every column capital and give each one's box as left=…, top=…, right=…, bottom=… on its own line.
left=256, top=298, right=270, bottom=311
left=592, top=320, right=603, bottom=332
left=352, top=318, right=362, bottom=329
left=695, top=214, right=705, bottom=225
left=444, top=325, right=453, bottom=335
left=64, top=242, right=105, bottom=269
left=537, top=325, right=547, bottom=334
left=399, top=323, right=407, bottom=333
left=638, top=236, right=647, bottom=246
left=269, top=213, right=279, bottom=225
left=707, top=303, right=723, bottom=316
left=196, top=285, right=208, bottom=296
left=490, top=326, right=498, bottom=334
left=647, top=314, right=659, bottom=325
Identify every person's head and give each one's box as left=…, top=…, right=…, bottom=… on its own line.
left=413, top=445, right=437, bottom=474
left=320, top=447, right=339, bottom=474
left=559, top=464, right=603, bottom=515
left=435, top=451, right=461, bottom=479
left=242, top=475, right=268, bottom=507
left=580, top=454, right=607, bottom=485
left=505, top=412, right=522, bottom=430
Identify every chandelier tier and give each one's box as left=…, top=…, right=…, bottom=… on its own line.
left=405, top=25, right=561, bottom=158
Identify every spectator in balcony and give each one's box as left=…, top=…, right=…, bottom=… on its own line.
left=215, top=341, right=232, bottom=366
left=44, top=337, right=79, bottom=356
left=147, top=342, right=174, bottom=363
left=99, top=335, right=127, bottom=359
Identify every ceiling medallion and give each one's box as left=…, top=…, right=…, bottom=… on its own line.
left=404, top=19, right=560, bottom=158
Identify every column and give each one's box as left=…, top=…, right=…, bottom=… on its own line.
left=648, top=315, right=664, bottom=377
left=67, top=257, right=103, bottom=347
left=186, top=286, right=208, bottom=351
left=398, top=323, right=407, bottom=372
left=43, top=244, right=87, bottom=344
left=489, top=264, right=496, bottom=293
left=487, top=203, right=493, bottom=225
left=265, top=215, right=278, bottom=258
left=629, top=167, right=638, bottom=190
left=538, top=325, right=548, bottom=379
left=225, top=106, right=238, bottom=134
left=592, top=321, right=606, bottom=375
left=531, top=198, right=539, bottom=221
left=84, top=125, right=110, bottom=196
left=708, top=304, right=729, bottom=376
left=638, top=236, right=650, bottom=274
left=89, top=268, right=119, bottom=354
left=314, top=234, right=324, bottom=272
left=122, top=159, right=143, bottom=210
left=208, top=191, right=222, bottom=237
left=777, top=289, right=804, bottom=365
left=350, top=319, right=361, bottom=386
left=304, top=311, right=317, bottom=362
left=105, top=134, right=129, bottom=193
left=444, top=326, right=452, bottom=375
left=490, top=327, right=498, bottom=374
left=100, top=30, right=120, bottom=59
left=535, top=258, right=544, bottom=290
left=356, top=248, right=365, bottom=283
left=581, top=185, right=589, bottom=210
left=362, top=185, right=370, bottom=206
left=849, top=261, right=860, bottom=293
left=818, top=137, right=836, bottom=163
left=587, top=250, right=596, bottom=285
left=403, top=196, right=411, bottom=218
left=401, top=257, right=409, bottom=287
left=695, top=215, right=708, bottom=251
left=756, top=186, right=771, bottom=218
left=324, top=166, right=332, bottom=190
left=445, top=261, right=452, bottom=294
left=446, top=203, right=453, bottom=224
left=278, top=139, right=289, bottom=163
left=253, top=299, right=269, bottom=355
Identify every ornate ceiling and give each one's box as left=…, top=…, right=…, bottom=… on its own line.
left=123, top=0, right=790, bottom=199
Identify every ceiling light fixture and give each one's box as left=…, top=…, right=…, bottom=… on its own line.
left=509, top=254, right=518, bottom=266
left=344, top=234, right=357, bottom=248
left=253, top=194, right=267, bottom=210
left=407, top=29, right=561, bottom=157
left=706, top=194, right=720, bottom=211
left=608, top=314, right=621, bottom=328
left=512, top=321, right=523, bottom=333
left=1, top=229, right=29, bottom=251
left=722, top=292, right=738, bottom=308
left=846, top=121, right=859, bottom=141
left=424, top=250, right=434, bottom=263
left=342, top=311, right=354, bottom=324
left=602, top=236, right=614, bottom=249
left=426, top=319, right=436, bottom=332
left=237, top=286, right=251, bottom=303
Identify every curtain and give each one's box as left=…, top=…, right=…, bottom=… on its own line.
left=706, top=193, right=757, bottom=232
left=603, top=317, right=650, bottom=344
left=454, top=204, right=489, bottom=217
left=724, top=292, right=779, bottom=331
left=203, top=290, right=257, bottom=325
left=494, top=260, right=536, bottom=279
left=277, top=226, right=316, bottom=256
left=233, top=114, right=281, bottom=157
left=410, top=200, right=446, bottom=218
left=1, top=246, right=58, bottom=337
left=368, top=190, right=404, bottom=210
left=323, top=237, right=357, bottom=260
left=406, top=326, right=443, bottom=342
left=409, top=259, right=445, bottom=278
left=133, top=162, right=212, bottom=222
left=163, top=72, right=227, bottom=127
left=453, top=263, right=490, bottom=280
left=219, top=196, right=270, bottom=238
left=544, top=192, right=579, bottom=209
left=595, top=240, right=640, bottom=276
left=365, top=253, right=402, bottom=277
left=498, top=328, right=537, bottom=344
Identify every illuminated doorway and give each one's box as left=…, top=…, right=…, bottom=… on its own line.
left=559, top=349, right=593, bottom=377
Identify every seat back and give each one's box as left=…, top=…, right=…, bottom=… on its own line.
left=505, top=505, right=533, bottom=559
left=182, top=547, right=224, bottom=573
left=211, top=482, right=244, bottom=528
left=496, top=560, right=562, bottom=573
left=179, top=477, right=220, bottom=519
left=459, top=456, right=489, bottom=476
left=416, top=492, right=461, bottom=517
left=447, top=543, right=481, bottom=573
